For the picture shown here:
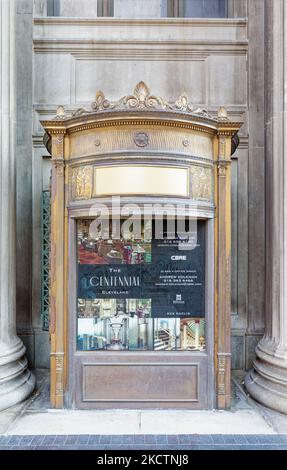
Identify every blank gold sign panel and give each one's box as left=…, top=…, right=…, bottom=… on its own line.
left=93, top=165, right=189, bottom=197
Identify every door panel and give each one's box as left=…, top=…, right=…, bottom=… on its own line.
left=74, top=352, right=209, bottom=409
left=68, top=217, right=214, bottom=409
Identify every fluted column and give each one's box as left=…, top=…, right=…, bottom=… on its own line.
left=0, top=0, right=35, bottom=411
left=245, top=0, right=287, bottom=414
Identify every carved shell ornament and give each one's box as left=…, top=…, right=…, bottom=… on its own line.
left=90, top=81, right=171, bottom=112
left=62, top=81, right=218, bottom=120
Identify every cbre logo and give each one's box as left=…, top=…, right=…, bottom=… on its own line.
left=171, top=255, right=187, bottom=261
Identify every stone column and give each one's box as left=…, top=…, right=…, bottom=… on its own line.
left=245, top=0, right=287, bottom=414
left=0, top=0, right=35, bottom=411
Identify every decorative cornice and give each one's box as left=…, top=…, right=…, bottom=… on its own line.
left=35, top=104, right=247, bottom=114
left=54, top=82, right=215, bottom=121
left=63, top=119, right=217, bottom=135
left=41, top=83, right=243, bottom=154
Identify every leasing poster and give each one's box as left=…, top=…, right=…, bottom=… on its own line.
left=77, top=220, right=205, bottom=318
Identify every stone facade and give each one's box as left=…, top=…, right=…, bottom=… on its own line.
left=0, top=0, right=35, bottom=411
left=245, top=0, right=287, bottom=414
left=28, top=0, right=261, bottom=373
left=4, top=0, right=285, bottom=412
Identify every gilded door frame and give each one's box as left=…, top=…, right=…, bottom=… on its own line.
left=41, top=82, right=242, bottom=409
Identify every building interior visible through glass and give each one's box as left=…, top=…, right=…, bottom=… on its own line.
left=77, top=219, right=206, bottom=352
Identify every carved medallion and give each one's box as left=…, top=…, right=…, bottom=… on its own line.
left=134, top=132, right=149, bottom=147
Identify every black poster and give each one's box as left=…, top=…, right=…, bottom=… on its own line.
left=78, top=221, right=205, bottom=318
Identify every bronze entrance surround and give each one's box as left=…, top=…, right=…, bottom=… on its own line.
left=41, top=82, right=241, bottom=410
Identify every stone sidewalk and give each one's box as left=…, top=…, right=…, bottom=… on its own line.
left=0, top=370, right=287, bottom=450
left=0, top=434, right=287, bottom=450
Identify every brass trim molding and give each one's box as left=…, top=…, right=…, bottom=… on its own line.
left=41, top=83, right=242, bottom=156
left=68, top=161, right=214, bottom=203
left=66, top=119, right=218, bottom=136
left=68, top=125, right=214, bottom=160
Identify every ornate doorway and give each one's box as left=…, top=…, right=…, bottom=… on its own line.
left=41, top=82, right=241, bottom=409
